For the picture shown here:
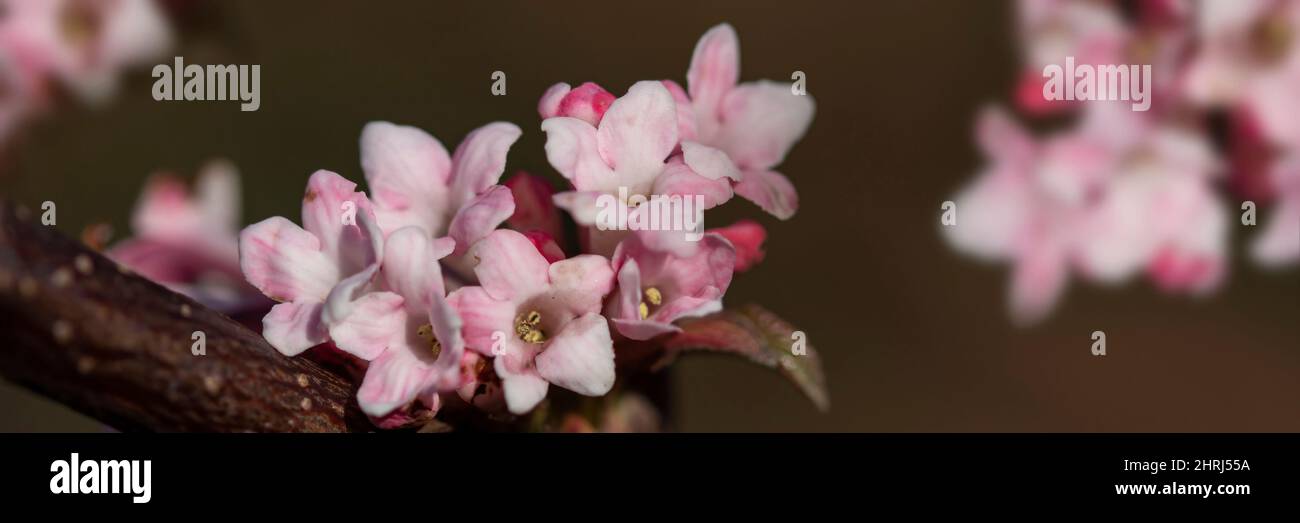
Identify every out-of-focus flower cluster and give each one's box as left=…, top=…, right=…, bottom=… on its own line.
left=0, top=0, right=172, bottom=146
left=109, top=24, right=813, bottom=427
left=945, top=0, right=1300, bottom=324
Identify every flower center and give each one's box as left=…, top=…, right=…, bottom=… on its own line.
left=1252, top=15, right=1294, bottom=65
left=60, top=0, right=103, bottom=50
left=638, top=286, right=663, bottom=319
left=416, top=323, right=442, bottom=358
left=514, top=310, right=547, bottom=344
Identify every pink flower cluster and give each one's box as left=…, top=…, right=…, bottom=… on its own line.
left=946, top=0, right=1300, bottom=324
left=231, top=24, right=813, bottom=420
left=0, top=0, right=173, bottom=145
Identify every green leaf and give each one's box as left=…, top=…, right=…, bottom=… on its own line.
left=653, top=304, right=828, bottom=412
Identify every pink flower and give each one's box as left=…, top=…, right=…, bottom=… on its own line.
left=945, top=106, right=1227, bottom=323
left=108, top=160, right=265, bottom=312
left=1253, top=154, right=1300, bottom=266
left=1184, top=0, right=1300, bottom=146
left=0, top=0, right=173, bottom=103
left=1013, top=0, right=1130, bottom=115
left=541, top=80, right=734, bottom=254
left=607, top=233, right=735, bottom=340
left=446, top=229, right=616, bottom=414
left=679, top=23, right=815, bottom=220
left=238, top=170, right=385, bottom=356
left=328, top=226, right=465, bottom=417
left=359, top=120, right=522, bottom=257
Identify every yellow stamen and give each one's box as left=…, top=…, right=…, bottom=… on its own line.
left=638, top=302, right=649, bottom=320
left=416, top=323, right=442, bottom=357
left=644, top=287, right=662, bottom=306
left=514, top=310, right=547, bottom=344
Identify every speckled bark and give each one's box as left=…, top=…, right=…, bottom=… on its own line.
left=0, top=201, right=371, bottom=432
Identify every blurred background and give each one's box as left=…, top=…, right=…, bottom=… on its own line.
left=1, top=0, right=1296, bottom=431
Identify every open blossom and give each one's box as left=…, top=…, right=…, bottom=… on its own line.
left=447, top=229, right=616, bottom=414
left=108, top=160, right=265, bottom=313
left=0, top=0, right=173, bottom=103
left=239, top=170, right=385, bottom=356
left=1253, top=154, right=1300, bottom=266
left=678, top=23, right=815, bottom=220
left=1013, top=0, right=1129, bottom=113
left=1184, top=0, right=1300, bottom=146
left=360, top=120, right=522, bottom=259
left=945, top=105, right=1226, bottom=323
left=607, top=232, right=735, bottom=340
left=541, top=80, right=735, bottom=254
left=328, top=227, right=465, bottom=417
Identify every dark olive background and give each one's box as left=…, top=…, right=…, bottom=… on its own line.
left=2, top=0, right=1296, bottom=432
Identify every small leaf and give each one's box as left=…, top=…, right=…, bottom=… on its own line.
left=653, top=304, right=828, bottom=411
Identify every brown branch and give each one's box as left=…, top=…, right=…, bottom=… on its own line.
left=0, top=201, right=372, bottom=432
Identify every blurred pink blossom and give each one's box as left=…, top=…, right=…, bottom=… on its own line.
left=108, top=160, right=265, bottom=313
left=945, top=106, right=1226, bottom=323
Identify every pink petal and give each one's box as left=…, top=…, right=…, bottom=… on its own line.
left=610, top=257, right=644, bottom=322
left=382, top=226, right=450, bottom=311
left=494, top=352, right=550, bottom=414
left=538, top=82, right=571, bottom=119
left=300, top=170, right=380, bottom=271
left=357, top=345, right=437, bottom=417
left=195, top=159, right=241, bottom=235
left=448, top=122, right=523, bottom=208
left=534, top=313, right=615, bottom=396
left=943, top=171, right=1035, bottom=261
left=596, top=81, right=679, bottom=187
left=1253, top=199, right=1300, bottom=267
left=321, top=263, right=382, bottom=327
left=445, top=286, right=517, bottom=356
left=708, top=220, right=766, bottom=272
left=541, top=116, right=613, bottom=191
left=661, top=79, right=698, bottom=143
left=471, top=229, right=551, bottom=301
left=652, top=157, right=735, bottom=209
left=427, top=291, right=467, bottom=388
left=976, top=106, right=1036, bottom=168
left=551, top=190, right=606, bottom=226
left=713, top=81, right=814, bottom=171
left=1009, top=238, right=1069, bottom=325
left=733, top=168, right=799, bottom=220
left=681, top=141, right=742, bottom=181
left=523, top=230, right=566, bottom=264
left=327, top=291, right=405, bottom=361
left=548, top=254, right=615, bottom=314
left=360, top=121, right=453, bottom=236
left=130, top=174, right=202, bottom=242
left=687, top=22, right=740, bottom=130
left=262, top=301, right=327, bottom=356
left=612, top=318, right=682, bottom=340
left=448, top=184, right=515, bottom=256
left=239, top=217, right=338, bottom=302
